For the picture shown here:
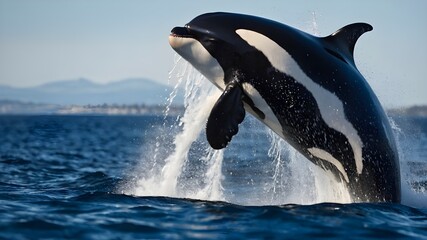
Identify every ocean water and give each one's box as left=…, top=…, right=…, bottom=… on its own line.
left=1, top=113, right=427, bottom=239
left=1, top=64, right=427, bottom=239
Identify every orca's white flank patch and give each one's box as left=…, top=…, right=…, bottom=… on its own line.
left=169, top=36, right=225, bottom=90
left=236, top=29, right=364, bottom=174
left=308, top=147, right=349, bottom=183
left=241, top=82, right=284, bottom=139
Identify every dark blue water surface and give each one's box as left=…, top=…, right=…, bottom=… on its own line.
left=0, top=115, right=426, bottom=239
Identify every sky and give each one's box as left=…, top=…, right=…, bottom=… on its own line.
left=0, top=0, right=426, bottom=107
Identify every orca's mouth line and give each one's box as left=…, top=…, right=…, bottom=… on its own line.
left=170, top=26, right=194, bottom=38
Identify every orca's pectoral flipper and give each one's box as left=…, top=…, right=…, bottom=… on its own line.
left=206, top=80, right=246, bottom=149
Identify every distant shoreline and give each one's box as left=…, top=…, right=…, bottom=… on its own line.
left=387, top=105, right=427, bottom=118
left=0, top=100, right=426, bottom=117
left=0, top=100, right=184, bottom=116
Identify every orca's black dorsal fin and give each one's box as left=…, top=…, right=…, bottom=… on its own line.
left=206, top=80, right=246, bottom=149
left=322, top=23, right=373, bottom=65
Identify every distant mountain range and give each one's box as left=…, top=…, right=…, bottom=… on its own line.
left=0, top=78, right=183, bottom=105
left=1, top=78, right=426, bottom=116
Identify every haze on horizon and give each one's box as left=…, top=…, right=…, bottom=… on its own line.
left=0, top=0, right=426, bottom=107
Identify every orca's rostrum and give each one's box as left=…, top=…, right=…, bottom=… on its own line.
left=169, top=12, right=400, bottom=202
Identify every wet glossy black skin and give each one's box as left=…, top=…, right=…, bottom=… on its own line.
left=171, top=12, right=400, bottom=202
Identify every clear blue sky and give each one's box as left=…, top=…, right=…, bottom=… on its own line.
left=0, top=0, right=426, bottom=107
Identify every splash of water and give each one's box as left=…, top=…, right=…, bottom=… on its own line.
left=122, top=59, right=224, bottom=201
left=310, top=11, right=320, bottom=36
left=194, top=149, right=224, bottom=200
left=390, top=117, right=427, bottom=208
left=259, top=130, right=351, bottom=205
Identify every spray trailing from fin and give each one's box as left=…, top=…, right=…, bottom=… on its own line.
left=195, top=149, right=224, bottom=200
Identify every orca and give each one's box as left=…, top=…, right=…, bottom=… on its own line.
left=169, top=12, right=400, bottom=202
